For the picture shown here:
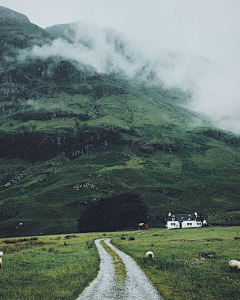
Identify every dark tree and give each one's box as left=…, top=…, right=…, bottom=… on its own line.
left=77, top=194, right=148, bottom=232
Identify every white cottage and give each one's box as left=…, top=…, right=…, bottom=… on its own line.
left=166, top=212, right=202, bottom=229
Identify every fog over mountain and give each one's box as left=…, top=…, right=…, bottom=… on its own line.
left=10, top=21, right=238, bottom=134
left=16, top=22, right=206, bottom=88
left=1, top=0, right=240, bottom=134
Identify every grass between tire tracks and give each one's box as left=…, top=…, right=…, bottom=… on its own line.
left=100, top=239, right=126, bottom=283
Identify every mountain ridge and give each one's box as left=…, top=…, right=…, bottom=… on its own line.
left=0, top=6, right=31, bottom=26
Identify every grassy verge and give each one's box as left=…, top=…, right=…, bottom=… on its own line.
left=112, top=227, right=240, bottom=300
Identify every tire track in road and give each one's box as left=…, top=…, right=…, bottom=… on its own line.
left=76, top=239, right=116, bottom=300
left=77, top=238, right=163, bottom=300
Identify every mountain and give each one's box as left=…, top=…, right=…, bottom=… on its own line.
left=0, top=6, right=240, bottom=237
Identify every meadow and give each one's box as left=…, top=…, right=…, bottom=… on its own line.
left=0, top=226, right=240, bottom=300
left=0, top=233, right=103, bottom=300
left=113, top=226, right=240, bottom=300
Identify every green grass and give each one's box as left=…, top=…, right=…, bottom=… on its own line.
left=1, top=138, right=240, bottom=237
left=100, top=240, right=126, bottom=283
left=0, top=233, right=103, bottom=300
left=112, top=227, right=240, bottom=300
left=1, top=227, right=240, bottom=299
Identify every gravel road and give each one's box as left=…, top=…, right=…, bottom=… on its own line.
left=77, top=238, right=163, bottom=300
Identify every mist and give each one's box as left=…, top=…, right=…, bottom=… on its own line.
left=18, top=22, right=208, bottom=89
left=190, top=62, right=240, bottom=134
left=15, top=20, right=240, bottom=134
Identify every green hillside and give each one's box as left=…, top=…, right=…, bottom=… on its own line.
left=0, top=6, right=240, bottom=237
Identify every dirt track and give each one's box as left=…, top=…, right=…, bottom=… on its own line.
left=77, top=238, right=163, bottom=300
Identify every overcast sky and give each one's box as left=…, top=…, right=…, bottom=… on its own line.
left=1, top=0, right=240, bottom=66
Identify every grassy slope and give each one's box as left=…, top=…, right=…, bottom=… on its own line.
left=0, top=75, right=240, bottom=236
left=1, top=7, right=240, bottom=236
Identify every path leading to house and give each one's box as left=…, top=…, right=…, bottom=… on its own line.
left=76, top=238, right=163, bottom=300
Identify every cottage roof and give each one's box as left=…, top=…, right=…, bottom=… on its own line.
left=167, top=214, right=197, bottom=221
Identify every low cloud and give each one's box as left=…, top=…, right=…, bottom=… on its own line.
left=190, top=62, right=240, bottom=134
left=17, top=22, right=240, bottom=134
left=18, top=22, right=206, bottom=88
left=18, top=23, right=146, bottom=78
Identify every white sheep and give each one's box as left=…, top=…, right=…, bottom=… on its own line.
left=146, top=251, right=154, bottom=259
left=0, top=257, right=2, bottom=268
left=229, top=260, right=240, bottom=271
left=0, top=252, right=3, bottom=256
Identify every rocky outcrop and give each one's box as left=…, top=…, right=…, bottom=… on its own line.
left=199, top=129, right=240, bottom=145
left=0, top=126, right=125, bottom=160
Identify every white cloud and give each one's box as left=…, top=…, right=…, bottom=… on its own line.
left=190, top=62, right=240, bottom=133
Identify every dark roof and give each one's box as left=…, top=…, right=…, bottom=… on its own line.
left=168, top=214, right=196, bottom=221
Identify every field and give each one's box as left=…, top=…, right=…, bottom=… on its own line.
left=113, top=226, right=240, bottom=300
left=0, top=233, right=102, bottom=300
left=0, top=226, right=240, bottom=300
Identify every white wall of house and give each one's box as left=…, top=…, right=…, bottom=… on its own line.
left=182, top=220, right=202, bottom=228
left=166, top=221, right=180, bottom=229
left=166, top=220, right=202, bottom=229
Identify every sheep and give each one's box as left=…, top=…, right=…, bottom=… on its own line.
left=0, top=257, right=2, bottom=268
left=229, top=260, right=240, bottom=272
left=0, top=251, right=3, bottom=256
left=146, top=251, right=154, bottom=259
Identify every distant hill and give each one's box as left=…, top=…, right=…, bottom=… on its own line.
left=0, top=6, right=240, bottom=237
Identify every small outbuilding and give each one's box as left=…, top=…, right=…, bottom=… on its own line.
left=166, top=212, right=202, bottom=229
left=138, top=223, right=149, bottom=230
